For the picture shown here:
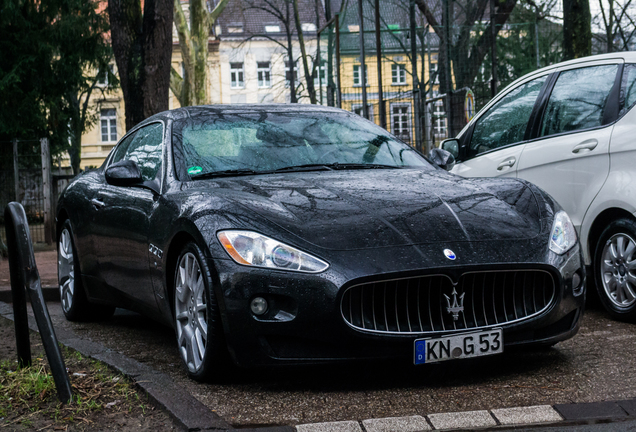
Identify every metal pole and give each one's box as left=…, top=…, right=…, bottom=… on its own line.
left=443, top=0, right=452, bottom=138
left=535, top=9, right=541, bottom=69
left=421, top=29, right=430, bottom=153
left=410, top=0, right=422, bottom=151
left=41, top=138, right=53, bottom=245
left=374, top=0, right=386, bottom=129
left=316, top=0, right=323, bottom=105
left=357, top=0, right=369, bottom=119
left=13, top=139, right=19, bottom=202
left=335, top=13, right=342, bottom=108
left=490, top=0, right=498, bottom=97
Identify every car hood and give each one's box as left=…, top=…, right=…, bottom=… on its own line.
left=195, top=169, right=543, bottom=251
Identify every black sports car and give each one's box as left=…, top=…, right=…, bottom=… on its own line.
left=56, top=105, right=585, bottom=381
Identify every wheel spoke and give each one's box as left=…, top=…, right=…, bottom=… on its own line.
left=625, top=240, right=636, bottom=261
left=617, top=236, right=626, bottom=258
left=610, top=242, right=619, bottom=262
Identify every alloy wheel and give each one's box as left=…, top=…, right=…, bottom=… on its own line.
left=58, top=228, right=75, bottom=313
left=175, top=252, right=208, bottom=373
left=601, top=233, right=636, bottom=309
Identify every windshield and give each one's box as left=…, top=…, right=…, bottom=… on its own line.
left=171, top=110, right=431, bottom=179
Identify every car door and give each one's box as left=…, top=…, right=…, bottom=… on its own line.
left=516, top=61, right=622, bottom=231
left=91, top=122, right=164, bottom=308
left=451, top=74, right=550, bottom=178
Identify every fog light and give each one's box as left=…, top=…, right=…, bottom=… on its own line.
left=250, top=297, right=268, bottom=315
left=572, top=271, right=584, bottom=296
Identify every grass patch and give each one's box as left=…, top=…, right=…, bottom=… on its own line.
left=0, top=347, right=153, bottom=429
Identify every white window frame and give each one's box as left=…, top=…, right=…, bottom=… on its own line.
left=257, top=62, right=271, bottom=88
left=433, top=100, right=447, bottom=137
left=100, top=108, right=118, bottom=143
left=285, top=60, right=298, bottom=88
left=390, top=103, right=411, bottom=141
left=391, top=64, right=407, bottom=85
left=352, top=104, right=374, bottom=122
left=265, top=24, right=281, bottom=33
left=230, top=62, right=244, bottom=89
left=353, top=64, right=368, bottom=87
left=98, top=64, right=115, bottom=87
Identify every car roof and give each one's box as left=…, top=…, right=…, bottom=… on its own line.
left=140, top=104, right=348, bottom=126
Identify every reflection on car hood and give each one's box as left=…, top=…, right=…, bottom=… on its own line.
left=198, top=169, right=542, bottom=251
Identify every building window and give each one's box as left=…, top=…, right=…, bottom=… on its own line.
left=98, top=64, right=114, bottom=86
left=227, top=23, right=244, bottom=33
left=433, top=100, right=447, bottom=137
left=257, top=62, right=271, bottom=88
left=265, top=24, right=281, bottom=32
left=391, top=104, right=411, bottom=142
left=100, top=109, right=117, bottom=142
left=314, top=64, right=326, bottom=88
left=353, top=64, right=368, bottom=86
left=391, top=64, right=407, bottom=85
left=430, top=63, right=440, bottom=85
left=301, top=23, right=317, bottom=32
left=352, top=104, right=374, bottom=122
left=230, top=62, right=244, bottom=88
left=285, top=60, right=298, bottom=88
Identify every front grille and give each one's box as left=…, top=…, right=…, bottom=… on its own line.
left=341, top=270, right=556, bottom=334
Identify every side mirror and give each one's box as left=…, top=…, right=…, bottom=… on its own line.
left=428, top=148, right=456, bottom=171
left=440, top=138, right=460, bottom=159
left=105, top=159, right=143, bottom=186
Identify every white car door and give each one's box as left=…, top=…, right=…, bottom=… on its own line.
left=516, top=61, right=621, bottom=231
left=451, top=74, right=550, bottom=178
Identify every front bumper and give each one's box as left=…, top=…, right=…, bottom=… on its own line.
left=212, top=243, right=585, bottom=368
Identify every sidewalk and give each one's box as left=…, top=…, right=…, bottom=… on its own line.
left=0, top=248, right=58, bottom=300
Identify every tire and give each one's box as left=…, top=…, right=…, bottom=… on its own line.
left=594, top=218, right=636, bottom=321
left=57, top=220, right=115, bottom=321
left=173, top=242, right=227, bottom=381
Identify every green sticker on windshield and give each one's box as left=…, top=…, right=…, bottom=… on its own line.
left=188, top=166, right=203, bottom=175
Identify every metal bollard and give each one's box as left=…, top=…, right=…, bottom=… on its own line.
left=4, top=202, right=73, bottom=403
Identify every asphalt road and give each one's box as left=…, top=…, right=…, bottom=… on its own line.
left=38, top=298, right=636, bottom=429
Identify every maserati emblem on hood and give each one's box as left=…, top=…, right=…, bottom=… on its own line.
left=444, top=287, right=465, bottom=321
left=444, top=249, right=456, bottom=260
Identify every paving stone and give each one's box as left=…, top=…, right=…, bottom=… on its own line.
left=491, top=405, right=562, bottom=425
left=296, top=420, right=362, bottom=432
left=427, top=410, right=496, bottom=430
left=617, top=399, right=636, bottom=416
left=362, top=415, right=431, bottom=432
left=554, top=402, right=628, bottom=420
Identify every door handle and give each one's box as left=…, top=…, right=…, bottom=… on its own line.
left=572, top=139, right=598, bottom=153
left=497, top=157, right=516, bottom=171
left=91, top=198, right=105, bottom=209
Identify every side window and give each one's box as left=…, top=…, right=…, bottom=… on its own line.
left=620, top=64, right=636, bottom=117
left=110, top=132, right=137, bottom=165
left=539, top=65, right=618, bottom=137
left=117, top=123, right=164, bottom=182
left=469, top=75, right=547, bottom=157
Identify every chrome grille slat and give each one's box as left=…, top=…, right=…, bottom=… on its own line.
left=341, top=270, right=557, bottom=335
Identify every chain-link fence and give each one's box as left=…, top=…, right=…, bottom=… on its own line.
left=316, top=0, right=565, bottom=152
left=0, top=139, right=47, bottom=246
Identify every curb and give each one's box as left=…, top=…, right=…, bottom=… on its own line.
left=0, top=286, right=59, bottom=303
left=0, top=301, right=232, bottom=432
left=2, top=299, right=635, bottom=432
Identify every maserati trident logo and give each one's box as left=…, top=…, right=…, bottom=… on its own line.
left=444, top=287, right=465, bottom=321
left=443, top=249, right=456, bottom=260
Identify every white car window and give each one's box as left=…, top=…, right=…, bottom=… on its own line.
left=539, top=65, right=618, bottom=137
left=469, top=75, right=547, bottom=157
left=620, top=64, right=636, bottom=116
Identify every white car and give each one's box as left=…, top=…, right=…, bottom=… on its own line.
left=441, top=53, right=636, bottom=321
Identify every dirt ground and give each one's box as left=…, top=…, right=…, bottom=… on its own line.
left=0, top=314, right=182, bottom=431
left=0, top=248, right=58, bottom=289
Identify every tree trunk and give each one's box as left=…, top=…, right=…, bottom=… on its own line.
left=108, top=0, right=173, bottom=131
left=563, top=0, right=592, bottom=59
left=293, top=0, right=317, bottom=104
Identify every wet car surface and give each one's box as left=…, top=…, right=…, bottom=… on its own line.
left=56, top=105, right=585, bottom=380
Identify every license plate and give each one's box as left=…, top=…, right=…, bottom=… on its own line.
left=414, top=328, right=503, bottom=365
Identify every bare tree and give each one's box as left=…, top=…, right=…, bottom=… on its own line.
left=108, top=0, right=174, bottom=130
left=594, top=0, right=636, bottom=52
left=415, top=0, right=519, bottom=96
left=171, top=0, right=230, bottom=106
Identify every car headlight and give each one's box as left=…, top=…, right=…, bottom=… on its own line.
left=217, top=230, right=329, bottom=273
left=549, top=211, right=577, bottom=255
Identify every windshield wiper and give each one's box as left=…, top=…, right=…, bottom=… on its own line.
left=273, top=163, right=401, bottom=173
left=191, top=168, right=270, bottom=179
